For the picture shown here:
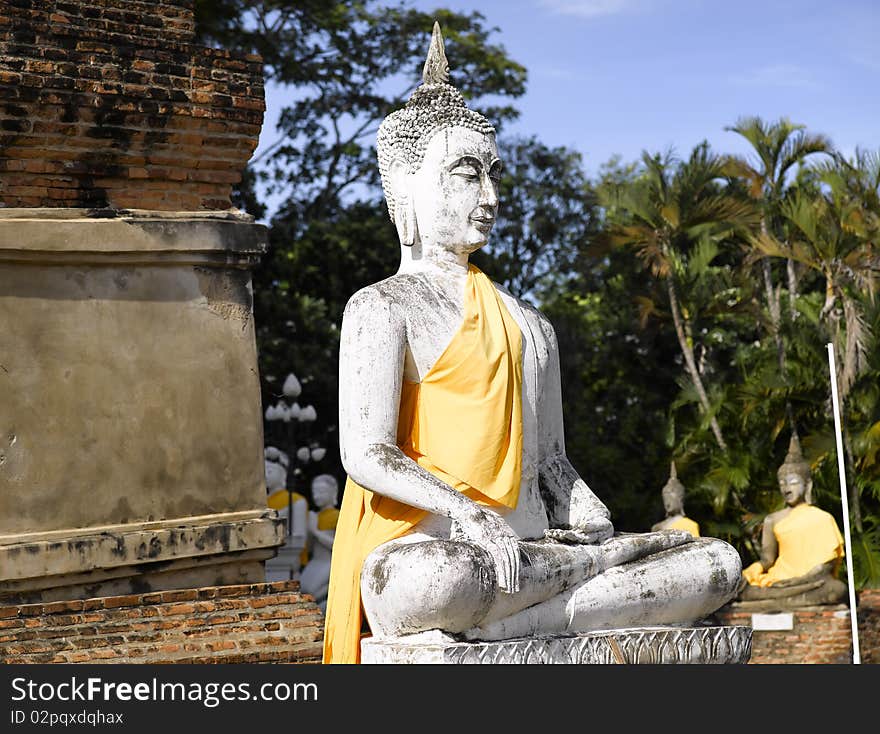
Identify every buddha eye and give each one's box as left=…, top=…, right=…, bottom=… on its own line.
left=451, top=165, right=479, bottom=180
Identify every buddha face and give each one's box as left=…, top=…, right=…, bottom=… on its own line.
left=403, top=125, right=501, bottom=254
left=778, top=471, right=809, bottom=507
left=662, top=489, right=684, bottom=516
left=312, top=476, right=338, bottom=509
left=265, top=460, right=287, bottom=493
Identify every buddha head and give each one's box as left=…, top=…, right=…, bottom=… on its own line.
left=777, top=433, right=812, bottom=506
left=311, top=474, right=339, bottom=510
left=377, top=22, right=500, bottom=254
left=661, top=462, right=686, bottom=517
left=264, top=446, right=288, bottom=494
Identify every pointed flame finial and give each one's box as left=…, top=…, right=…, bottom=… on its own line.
left=422, top=21, right=449, bottom=85
left=662, top=461, right=685, bottom=498
left=785, top=432, right=804, bottom=464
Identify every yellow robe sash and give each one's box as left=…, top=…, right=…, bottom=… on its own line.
left=266, top=489, right=305, bottom=511
left=743, top=503, right=844, bottom=587
left=317, top=507, right=340, bottom=531
left=666, top=516, right=700, bottom=537
left=323, top=264, right=523, bottom=664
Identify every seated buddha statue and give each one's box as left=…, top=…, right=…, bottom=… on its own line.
left=651, top=463, right=699, bottom=537
left=322, top=22, right=742, bottom=664
left=300, top=474, right=340, bottom=613
left=736, top=433, right=846, bottom=609
left=264, top=446, right=307, bottom=581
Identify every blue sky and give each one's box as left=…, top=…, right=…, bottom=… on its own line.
left=255, top=0, right=879, bottom=218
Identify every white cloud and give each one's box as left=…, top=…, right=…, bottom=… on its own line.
left=539, top=0, right=637, bottom=19
left=729, top=64, right=819, bottom=90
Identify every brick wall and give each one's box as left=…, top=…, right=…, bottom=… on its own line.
left=0, top=0, right=264, bottom=210
left=0, top=581, right=323, bottom=664
left=858, top=589, right=880, bottom=664
left=715, top=606, right=853, bottom=664
left=713, top=592, right=880, bottom=664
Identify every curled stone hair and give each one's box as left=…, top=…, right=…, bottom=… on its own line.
left=376, top=21, right=495, bottom=224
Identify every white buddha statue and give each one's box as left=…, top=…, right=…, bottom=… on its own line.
left=300, top=474, right=340, bottom=613
left=323, top=23, right=742, bottom=664
left=264, top=446, right=307, bottom=582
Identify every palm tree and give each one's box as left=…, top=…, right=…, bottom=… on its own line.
left=598, top=143, right=760, bottom=453
left=751, top=159, right=880, bottom=529
left=726, top=116, right=832, bottom=435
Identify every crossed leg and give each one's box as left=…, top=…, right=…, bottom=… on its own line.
left=360, top=531, right=741, bottom=640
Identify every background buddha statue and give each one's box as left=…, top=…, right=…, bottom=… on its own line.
left=651, top=463, right=699, bottom=537
left=322, top=22, right=742, bottom=664
left=736, top=433, right=846, bottom=610
left=300, top=474, right=340, bottom=613
left=264, top=446, right=308, bottom=581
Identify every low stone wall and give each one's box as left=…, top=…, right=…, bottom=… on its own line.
left=713, top=591, right=880, bottom=664
left=0, top=581, right=323, bottom=664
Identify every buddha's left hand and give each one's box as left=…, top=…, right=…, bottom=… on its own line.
left=544, top=516, right=614, bottom=545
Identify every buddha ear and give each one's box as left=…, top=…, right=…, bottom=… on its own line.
left=390, top=159, right=417, bottom=247
left=805, top=477, right=813, bottom=504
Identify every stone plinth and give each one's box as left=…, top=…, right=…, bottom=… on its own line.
left=0, top=208, right=284, bottom=603
left=361, top=626, right=753, bottom=664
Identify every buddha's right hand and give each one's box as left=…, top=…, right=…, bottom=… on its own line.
left=451, top=508, right=521, bottom=594
left=544, top=517, right=614, bottom=545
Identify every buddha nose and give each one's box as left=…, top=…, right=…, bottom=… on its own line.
left=479, top=171, right=499, bottom=209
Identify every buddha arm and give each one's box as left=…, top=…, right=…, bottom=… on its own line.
left=759, top=514, right=779, bottom=571
left=307, top=513, right=335, bottom=551
left=338, top=286, right=521, bottom=591
left=535, top=316, right=612, bottom=536
left=290, top=500, right=307, bottom=550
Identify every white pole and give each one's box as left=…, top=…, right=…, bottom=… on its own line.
left=827, top=342, right=860, bottom=664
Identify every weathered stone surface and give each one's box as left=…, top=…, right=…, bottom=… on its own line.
left=0, top=209, right=282, bottom=601
left=0, top=512, right=284, bottom=604
left=361, top=625, right=753, bottom=664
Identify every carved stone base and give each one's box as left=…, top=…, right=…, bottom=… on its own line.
left=361, top=625, right=753, bottom=664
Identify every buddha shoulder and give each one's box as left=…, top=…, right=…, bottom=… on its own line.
left=494, top=281, right=558, bottom=348
left=342, top=275, right=425, bottom=324
left=764, top=507, right=789, bottom=527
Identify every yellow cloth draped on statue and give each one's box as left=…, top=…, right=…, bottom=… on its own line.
left=317, top=507, right=340, bottom=531
left=266, top=489, right=305, bottom=511
left=666, top=516, right=700, bottom=537
left=322, top=264, right=524, bottom=664
left=300, top=507, right=341, bottom=567
left=742, top=503, right=844, bottom=587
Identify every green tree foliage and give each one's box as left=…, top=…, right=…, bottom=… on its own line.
left=595, top=143, right=760, bottom=454
left=472, top=136, right=598, bottom=301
